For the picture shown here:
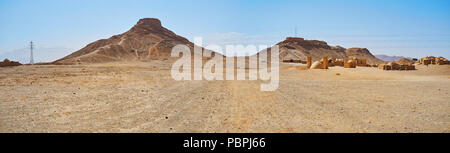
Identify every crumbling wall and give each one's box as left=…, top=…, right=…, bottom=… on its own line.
left=418, top=56, right=449, bottom=65
left=334, top=59, right=344, bottom=66
left=307, top=56, right=312, bottom=68
left=378, top=62, right=415, bottom=71
left=322, top=56, right=328, bottom=69
left=344, top=59, right=356, bottom=68
left=378, top=64, right=391, bottom=70
left=356, top=59, right=368, bottom=66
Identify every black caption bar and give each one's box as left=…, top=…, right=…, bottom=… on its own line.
left=1, top=133, right=446, bottom=152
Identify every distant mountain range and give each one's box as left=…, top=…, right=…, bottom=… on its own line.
left=374, top=54, right=413, bottom=62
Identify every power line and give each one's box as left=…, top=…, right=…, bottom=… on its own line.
left=30, top=41, right=34, bottom=64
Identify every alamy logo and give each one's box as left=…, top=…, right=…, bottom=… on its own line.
left=170, top=37, right=279, bottom=91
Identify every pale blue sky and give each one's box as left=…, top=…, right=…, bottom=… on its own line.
left=1, top=0, right=449, bottom=63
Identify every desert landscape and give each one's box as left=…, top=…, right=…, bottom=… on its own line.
left=0, top=18, right=449, bottom=133
left=0, top=62, right=449, bottom=133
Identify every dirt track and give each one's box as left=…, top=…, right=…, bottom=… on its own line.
left=0, top=62, right=449, bottom=132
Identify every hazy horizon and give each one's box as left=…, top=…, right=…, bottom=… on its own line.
left=1, top=0, right=449, bottom=63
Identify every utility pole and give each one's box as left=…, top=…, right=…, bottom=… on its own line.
left=30, top=41, right=34, bottom=64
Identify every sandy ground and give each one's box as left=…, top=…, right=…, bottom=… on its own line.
left=0, top=62, right=449, bottom=133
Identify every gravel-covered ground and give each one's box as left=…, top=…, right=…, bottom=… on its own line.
left=0, top=62, right=449, bottom=132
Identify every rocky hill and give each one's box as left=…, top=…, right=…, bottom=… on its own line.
left=263, top=37, right=385, bottom=64
left=55, top=18, right=217, bottom=64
